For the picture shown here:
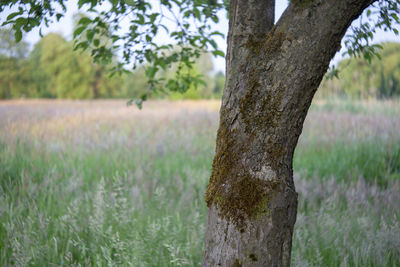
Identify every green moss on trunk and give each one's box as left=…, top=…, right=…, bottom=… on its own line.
left=205, top=117, right=284, bottom=225
left=233, top=259, right=242, bottom=267
left=205, top=23, right=289, bottom=227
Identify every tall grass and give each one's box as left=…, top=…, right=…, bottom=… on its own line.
left=0, top=99, right=399, bottom=266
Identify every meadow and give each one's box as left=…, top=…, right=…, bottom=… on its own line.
left=0, top=99, right=399, bottom=266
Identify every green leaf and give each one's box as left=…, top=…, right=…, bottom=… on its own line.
left=7, top=11, right=22, bottom=21
left=78, top=0, right=93, bottom=8
left=1, top=21, right=13, bottom=26
left=78, top=17, right=92, bottom=25
left=193, top=8, right=201, bottom=20
left=86, top=30, right=94, bottom=41
left=209, top=39, right=218, bottom=49
left=126, top=99, right=134, bottom=106
left=111, top=35, right=120, bottom=42
left=56, top=13, right=63, bottom=21
left=73, top=26, right=86, bottom=38
left=325, top=65, right=339, bottom=80
left=125, top=0, right=135, bottom=6
left=74, top=41, right=89, bottom=51
left=212, top=50, right=225, bottom=57
left=135, top=99, right=143, bottom=109
left=137, top=14, right=145, bottom=24
left=391, top=13, right=399, bottom=23
left=14, top=29, right=22, bottom=42
left=145, top=66, right=158, bottom=78
left=210, top=31, right=224, bottom=37
left=93, top=39, right=100, bottom=47
left=159, top=60, right=166, bottom=70
left=15, top=17, right=25, bottom=28
left=30, top=18, right=40, bottom=27
left=147, top=35, right=153, bottom=42
left=149, top=13, right=158, bottom=24
left=144, top=52, right=152, bottom=62
left=364, top=51, right=372, bottom=64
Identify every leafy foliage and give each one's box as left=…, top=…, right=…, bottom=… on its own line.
left=0, top=0, right=226, bottom=105
left=343, top=0, right=400, bottom=63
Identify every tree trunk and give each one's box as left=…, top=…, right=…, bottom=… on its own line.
left=203, top=0, right=375, bottom=266
left=93, top=69, right=101, bottom=99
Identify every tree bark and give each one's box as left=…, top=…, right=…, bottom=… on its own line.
left=203, top=0, right=376, bottom=266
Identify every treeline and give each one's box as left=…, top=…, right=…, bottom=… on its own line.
left=1, top=25, right=400, bottom=100
left=0, top=28, right=224, bottom=100
left=319, top=42, right=400, bottom=99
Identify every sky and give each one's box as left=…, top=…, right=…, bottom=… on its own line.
left=1, top=0, right=399, bottom=72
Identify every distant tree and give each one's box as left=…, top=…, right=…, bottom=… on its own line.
left=376, top=42, right=400, bottom=98
left=320, top=42, right=400, bottom=99
left=212, top=71, right=225, bottom=98
left=0, top=27, right=28, bottom=58
left=28, top=39, right=52, bottom=97
left=121, top=66, right=148, bottom=99
left=0, top=27, right=31, bottom=98
left=35, top=33, right=90, bottom=98
left=30, top=33, right=124, bottom=99
left=0, top=24, right=124, bottom=99
left=72, top=13, right=124, bottom=98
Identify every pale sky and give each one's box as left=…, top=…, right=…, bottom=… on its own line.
left=0, top=0, right=398, bottom=72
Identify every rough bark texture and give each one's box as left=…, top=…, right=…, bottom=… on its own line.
left=203, top=0, right=376, bottom=266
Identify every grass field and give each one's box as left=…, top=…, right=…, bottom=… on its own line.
left=1, top=99, right=399, bottom=266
